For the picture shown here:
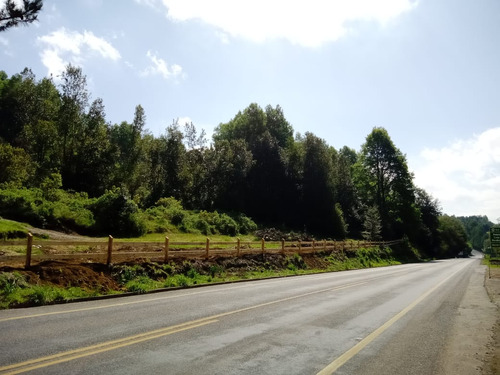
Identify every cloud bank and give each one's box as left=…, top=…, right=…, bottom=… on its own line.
left=413, top=127, right=500, bottom=222
left=160, top=0, right=418, bottom=47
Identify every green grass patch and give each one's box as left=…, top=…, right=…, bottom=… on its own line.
left=0, top=272, right=100, bottom=309
left=0, top=218, right=29, bottom=240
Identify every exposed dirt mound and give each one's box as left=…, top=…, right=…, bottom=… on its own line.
left=1, top=261, right=121, bottom=292
left=0, top=253, right=332, bottom=293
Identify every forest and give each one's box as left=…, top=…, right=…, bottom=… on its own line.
left=0, top=65, right=473, bottom=258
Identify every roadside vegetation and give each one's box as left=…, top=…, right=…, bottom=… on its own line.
left=0, top=244, right=401, bottom=309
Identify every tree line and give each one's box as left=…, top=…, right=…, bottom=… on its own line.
left=0, top=65, right=471, bottom=257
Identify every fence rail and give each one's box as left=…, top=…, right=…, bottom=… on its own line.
left=0, top=233, right=403, bottom=269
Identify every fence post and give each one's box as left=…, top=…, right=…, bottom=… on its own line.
left=324, top=239, right=327, bottom=251
left=164, top=236, right=170, bottom=262
left=205, top=238, right=210, bottom=259
left=312, top=240, right=315, bottom=253
left=237, top=238, right=241, bottom=257
left=106, top=235, right=113, bottom=266
left=25, top=232, right=33, bottom=269
left=261, top=238, right=265, bottom=256
left=298, top=239, right=302, bottom=254
left=281, top=238, right=285, bottom=254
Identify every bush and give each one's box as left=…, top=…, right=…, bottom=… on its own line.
left=91, top=189, right=146, bottom=237
left=0, top=188, right=95, bottom=233
left=215, top=213, right=238, bottom=236
left=235, top=214, right=257, bottom=234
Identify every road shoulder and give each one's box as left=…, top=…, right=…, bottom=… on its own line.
left=441, top=262, right=499, bottom=375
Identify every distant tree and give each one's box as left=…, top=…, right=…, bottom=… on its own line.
left=438, top=215, right=471, bottom=258
left=0, top=0, right=43, bottom=32
left=414, top=188, right=441, bottom=257
left=457, top=215, right=493, bottom=250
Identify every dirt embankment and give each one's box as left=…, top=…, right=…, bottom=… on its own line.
left=0, top=252, right=331, bottom=292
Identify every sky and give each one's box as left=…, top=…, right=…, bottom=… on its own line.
left=1, top=0, right=500, bottom=222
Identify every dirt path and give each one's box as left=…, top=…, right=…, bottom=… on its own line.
left=27, top=227, right=92, bottom=241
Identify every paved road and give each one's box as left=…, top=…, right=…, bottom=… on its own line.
left=0, top=258, right=486, bottom=374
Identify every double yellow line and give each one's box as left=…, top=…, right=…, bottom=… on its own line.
left=0, top=318, right=218, bottom=374
left=0, top=281, right=367, bottom=374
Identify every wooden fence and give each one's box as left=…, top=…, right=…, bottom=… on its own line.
left=0, top=233, right=403, bottom=269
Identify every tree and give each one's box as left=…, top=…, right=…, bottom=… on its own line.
left=458, top=215, right=494, bottom=251
left=356, top=127, right=417, bottom=239
left=333, top=147, right=362, bottom=237
left=362, top=205, right=382, bottom=240
left=300, top=133, right=345, bottom=237
left=109, top=105, right=149, bottom=200
left=214, top=103, right=294, bottom=225
left=414, top=188, right=441, bottom=257
left=57, top=65, right=90, bottom=191
left=438, top=215, right=471, bottom=258
left=0, top=0, right=43, bottom=32
left=0, top=143, right=31, bottom=187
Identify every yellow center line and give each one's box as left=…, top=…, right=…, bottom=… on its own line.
left=316, top=262, right=470, bottom=374
left=0, top=281, right=367, bottom=374
left=0, top=319, right=218, bottom=374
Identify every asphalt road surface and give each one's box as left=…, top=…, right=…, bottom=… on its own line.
left=0, top=258, right=489, bottom=374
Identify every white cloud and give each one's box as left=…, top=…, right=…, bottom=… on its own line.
left=141, top=50, right=183, bottom=80
left=37, top=28, right=121, bottom=77
left=160, top=0, right=418, bottom=47
left=413, top=127, right=500, bottom=222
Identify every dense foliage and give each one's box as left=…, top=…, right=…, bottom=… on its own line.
left=0, top=66, right=474, bottom=257
left=458, top=215, right=494, bottom=251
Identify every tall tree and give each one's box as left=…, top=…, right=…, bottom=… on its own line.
left=58, top=64, right=89, bottom=190
left=109, top=105, right=148, bottom=199
left=414, top=188, right=441, bottom=256
left=300, top=133, right=345, bottom=237
left=0, top=0, right=43, bottom=32
left=356, top=127, right=417, bottom=239
left=333, top=146, right=362, bottom=237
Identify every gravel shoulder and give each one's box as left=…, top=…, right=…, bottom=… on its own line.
left=484, top=266, right=500, bottom=374
left=441, top=260, right=499, bottom=375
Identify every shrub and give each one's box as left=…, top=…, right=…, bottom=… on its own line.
left=125, top=276, right=158, bottom=293
left=215, top=213, right=238, bottom=236
left=91, top=189, right=146, bottom=237
left=235, top=214, right=257, bottom=234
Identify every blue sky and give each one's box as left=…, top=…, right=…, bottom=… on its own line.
left=2, top=0, right=500, bottom=222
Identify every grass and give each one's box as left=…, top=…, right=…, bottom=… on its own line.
left=0, top=218, right=29, bottom=240
left=484, top=255, right=500, bottom=267
left=0, top=272, right=98, bottom=309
